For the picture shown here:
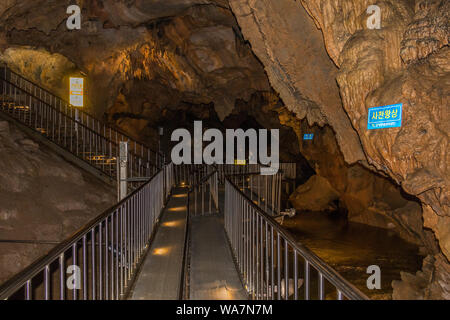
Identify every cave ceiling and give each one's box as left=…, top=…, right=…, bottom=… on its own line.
left=0, top=0, right=269, bottom=121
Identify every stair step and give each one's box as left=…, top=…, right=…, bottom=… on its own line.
left=1, top=88, right=160, bottom=181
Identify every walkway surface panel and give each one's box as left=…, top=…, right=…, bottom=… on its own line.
left=189, top=213, right=247, bottom=300
left=130, top=187, right=188, bottom=300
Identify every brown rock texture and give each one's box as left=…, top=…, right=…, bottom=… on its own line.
left=289, top=175, right=340, bottom=212
left=0, top=2, right=269, bottom=121
left=228, top=0, right=366, bottom=164
left=278, top=110, right=435, bottom=248
left=229, top=0, right=449, bottom=298
left=0, top=119, right=115, bottom=284
left=392, top=254, right=450, bottom=299
left=0, top=0, right=448, bottom=299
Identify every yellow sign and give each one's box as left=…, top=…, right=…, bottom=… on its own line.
left=70, top=77, right=84, bottom=107
left=235, top=159, right=246, bottom=165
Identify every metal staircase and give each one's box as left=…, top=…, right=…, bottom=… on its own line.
left=0, top=65, right=164, bottom=183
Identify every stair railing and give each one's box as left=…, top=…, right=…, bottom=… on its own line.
left=0, top=66, right=161, bottom=180
left=0, top=163, right=174, bottom=300
left=0, top=65, right=163, bottom=172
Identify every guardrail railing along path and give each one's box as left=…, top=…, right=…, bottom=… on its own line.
left=224, top=177, right=369, bottom=300
left=0, top=164, right=174, bottom=300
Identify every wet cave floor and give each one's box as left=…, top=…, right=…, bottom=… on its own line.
left=282, top=211, right=423, bottom=300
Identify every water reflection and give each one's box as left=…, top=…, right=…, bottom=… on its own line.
left=283, top=211, right=423, bottom=300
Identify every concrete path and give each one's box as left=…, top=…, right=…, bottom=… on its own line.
left=189, top=214, right=248, bottom=300
left=130, top=187, right=188, bottom=300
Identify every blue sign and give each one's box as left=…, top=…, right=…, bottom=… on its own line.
left=368, top=103, right=402, bottom=130
left=303, top=134, right=314, bottom=140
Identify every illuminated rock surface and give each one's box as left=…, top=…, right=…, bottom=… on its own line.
left=229, top=0, right=449, bottom=299
left=0, top=0, right=448, bottom=299
left=0, top=120, right=115, bottom=284
left=290, top=175, right=340, bottom=212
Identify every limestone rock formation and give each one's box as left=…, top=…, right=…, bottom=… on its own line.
left=278, top=110, right=433, bottom=247
left=0, top=2, right=269, bottom=122
left=289, top=175, right=340, bottom=212
left=392, top=254, right=450, bottom=300
left=230, top=0, right=449, bottom=299
left=0, top=119, right=115, bottom=284
left=228, top=0, right=366, bottom=165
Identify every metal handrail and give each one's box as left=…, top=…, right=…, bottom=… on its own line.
left=0, top=66, right=164, bottom=166
left=224, top=177, right=369, bottom=300
left=179, top=166, right=219, bottom=299
left=188, top=166, right=219, bottom=217
left=3, top=65, right=164, bottom=155
left=0, top=72, right=162, bottom=167
left=1, top=77, right=116, bottom=143
left=0, top=76, right=159, bottom=180
left=227, top=171, right=282, bottom=216
left=280, top=163, right=296, bottom=180
left=0, top=164, right=174, bottom=300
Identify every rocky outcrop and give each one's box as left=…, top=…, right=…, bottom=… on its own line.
left=228, top=0, right=365, bottom=165
left=278, top=110, right=435, bottom=248
left=0, top=0, right=448, bottom=299
left=300, top=0, right=449, bottom=255
left=0, top=119, right=115, bottom=284
left=229, top=0, right=449, bottom=299
left=392, top=254, right=450, bottom=300
left=289, top=175, right=340, bottom=212
left=0, top=2, right=269, bottom=122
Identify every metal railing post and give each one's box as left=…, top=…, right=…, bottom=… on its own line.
left=223, top=176, right=369, bottom=301
left=118, top=141, right=128, bottom=201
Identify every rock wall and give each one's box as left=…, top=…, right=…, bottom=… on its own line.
left=228, top=0, right=366, bottom=165
left=279, top=109, right=435, bottom=248
left=0, top=119, right=115, bottom=284
left=0, top=2, right=269, bottom=121
left=229, top=0, right=449, bottom=298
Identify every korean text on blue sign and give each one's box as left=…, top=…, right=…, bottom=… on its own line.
left=367, top=103, right=402, bottom=130
left=303, top=134, right=314, bottom=140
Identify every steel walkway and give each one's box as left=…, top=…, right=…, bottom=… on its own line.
left=0, top=66, right=369, bottom=301
left=130, top=187, right=247, bottom=300
left=0, top=164, right=369, bottom=301
left=130, top=187, right=188, bottom=299
left=0, top=65, right=163, bottom=185
left=189, top=214, right=247, bottom=300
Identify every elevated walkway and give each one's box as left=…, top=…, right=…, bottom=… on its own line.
left=0, top=109, right=113, bottom=186
left=130, top=187, right=247, bottom=300
left=0, top=65, right=163, bottom=186
left=189, top=214, right=247, bottom=300
left=130, top=187, right=188, bottom=300
left=0, top=66, right=369, bottom=302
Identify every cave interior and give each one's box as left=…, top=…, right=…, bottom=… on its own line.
left=0, top=0, right=448, bottom=300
